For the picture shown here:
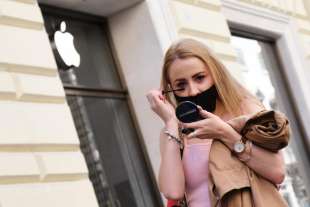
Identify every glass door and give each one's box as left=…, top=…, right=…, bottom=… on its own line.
left=231, top=35, right=310, bottom=207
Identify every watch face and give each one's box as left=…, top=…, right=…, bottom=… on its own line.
left=234, top=142, right=245, bottom=153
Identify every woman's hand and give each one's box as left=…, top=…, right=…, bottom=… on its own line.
left=182, top=106, right=232, bottom=140
left=146, top=89, right=177, bottom=124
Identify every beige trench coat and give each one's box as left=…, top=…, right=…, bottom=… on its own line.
left=207, top=110, right=290, bottom=207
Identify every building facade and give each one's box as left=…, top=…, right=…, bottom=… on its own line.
left=0, top=0, right=310, bottom=206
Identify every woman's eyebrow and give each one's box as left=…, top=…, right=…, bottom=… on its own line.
left=173, top=72, right=205, bottom=84
left=192, top=71, right=205, bottom=78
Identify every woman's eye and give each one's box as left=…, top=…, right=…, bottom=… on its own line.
left=196, top=75, right=205, bottom=81
left=176, top=82, right=186, bottom=89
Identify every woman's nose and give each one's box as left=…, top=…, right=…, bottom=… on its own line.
left=188, top=83, right=199, bottom=97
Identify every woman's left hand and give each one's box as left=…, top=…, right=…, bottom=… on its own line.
left=181, top=106, right=231, bottom=140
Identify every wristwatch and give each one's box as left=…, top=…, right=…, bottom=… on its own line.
left=233, top=137, right=246, bottom=154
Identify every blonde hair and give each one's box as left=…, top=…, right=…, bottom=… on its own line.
left=160, top=38, right=262, bottom=116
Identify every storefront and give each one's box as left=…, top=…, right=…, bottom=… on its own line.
left=0, top=0, right=310, bottom=206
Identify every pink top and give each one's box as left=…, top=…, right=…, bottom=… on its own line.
left=182, top=140, right=212, bottom=207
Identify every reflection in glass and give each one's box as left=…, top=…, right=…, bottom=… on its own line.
left=66, top=95, right=116, bottom=207
left=67, top=96, right=138, bottom=207
left=231, top=36, right=310, bottom=207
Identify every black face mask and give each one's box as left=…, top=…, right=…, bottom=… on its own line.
left=174, top=85, right=218, bottom=112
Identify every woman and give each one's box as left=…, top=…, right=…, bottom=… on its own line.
left=146, top=38, right=286, bottom=207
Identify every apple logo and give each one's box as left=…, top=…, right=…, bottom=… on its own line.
left=53, top=21, right=80, bottom=70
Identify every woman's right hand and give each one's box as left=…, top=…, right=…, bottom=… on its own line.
left=146, top=89, right=177, bottom=124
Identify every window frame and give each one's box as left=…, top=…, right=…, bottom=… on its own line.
left=39, top=4, right=162, bottom=207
